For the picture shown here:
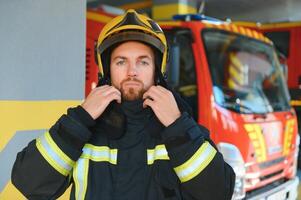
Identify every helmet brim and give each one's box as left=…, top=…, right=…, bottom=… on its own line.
left=98, top=31, right=165, bottom=55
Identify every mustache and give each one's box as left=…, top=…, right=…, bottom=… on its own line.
left=120, top=77, right=143, bottom=85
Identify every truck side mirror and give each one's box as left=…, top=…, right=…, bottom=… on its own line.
left=167, top=44, right=180, bottom=88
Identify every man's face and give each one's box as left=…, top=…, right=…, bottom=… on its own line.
left=110, top=41, right=155, bottom=101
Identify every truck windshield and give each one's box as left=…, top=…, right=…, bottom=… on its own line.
left=202, top=30, right=291, bottom=114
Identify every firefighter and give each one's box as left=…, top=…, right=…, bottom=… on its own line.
left=11, top=9, right=235, bottom=200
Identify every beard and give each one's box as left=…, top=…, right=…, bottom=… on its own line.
left=120, top=77, right=145, bottom=101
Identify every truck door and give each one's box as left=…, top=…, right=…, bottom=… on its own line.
left=165, top=30, right=198, bottom=120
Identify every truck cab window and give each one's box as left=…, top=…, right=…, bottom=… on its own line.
left=264, top=31, right=290, bottom=57
left=165, top=30, right=198, bottom=120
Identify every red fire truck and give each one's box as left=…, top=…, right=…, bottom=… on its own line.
left=235, top=21, right=301, bottom=167
left=86, top=9, right=299, bottom=200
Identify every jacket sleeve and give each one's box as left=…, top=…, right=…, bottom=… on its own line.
left=11, top=106, right=95, bottom=200
left=161, top=112, right=235, bottom=200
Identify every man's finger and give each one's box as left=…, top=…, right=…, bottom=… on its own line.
left=105, top=90, right=121, bottom=98
left=156, top=85, right=170, bottom=95
left=143, top=88, right=161, bottom=100
left=149, top=86, right=165, bottom=96
left=102, top=87, right=121, bottom=97
left=94, top=85, right=110, bottom=91
left=143, top=98, right=154, bottom=108
left=93, top=85, right=112, bottom=95
left=107, top=92, right=122, bottom=103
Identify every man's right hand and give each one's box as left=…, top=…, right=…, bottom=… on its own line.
left=81, top=85, right=121, bottom=120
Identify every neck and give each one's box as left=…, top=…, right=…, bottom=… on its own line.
left=120, top=99, right=151, bottom=119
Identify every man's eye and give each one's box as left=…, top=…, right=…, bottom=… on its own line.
left=140, top=61, right=149, bottom=66
left=116, top=60, right=125, bottom=66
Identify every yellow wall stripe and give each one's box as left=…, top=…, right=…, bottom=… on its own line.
left=0, top=100, right=80, bottom=152
left=0, top=100, right=80, bottom=199
left=0, top=181, right=25, bottom=200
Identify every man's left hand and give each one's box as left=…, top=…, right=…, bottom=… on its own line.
left=143, top=86, right=181, bottom=127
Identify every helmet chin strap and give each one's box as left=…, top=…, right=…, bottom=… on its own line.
left=97, top=73, right=111, bottom=87
left=156, top=72, right=168, bottom=88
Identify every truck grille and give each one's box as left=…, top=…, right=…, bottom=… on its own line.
left=246, top=178, right=286, bottom=199
left=258, top=157, right=284, bottom=169
left=259, top=170, right=283, bottom=182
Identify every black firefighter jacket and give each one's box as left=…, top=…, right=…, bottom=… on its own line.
left=11, top=92, right=235, bottom=200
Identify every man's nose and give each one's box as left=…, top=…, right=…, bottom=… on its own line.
left=127, top=62, right=138, bottom=77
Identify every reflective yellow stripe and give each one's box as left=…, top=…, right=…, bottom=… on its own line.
left=283, top=119, right=295, bottom=155
left=36, top=139, right=69, bottom=176
left=245, top=124, right=267, bottom=162
left=81, top=144, right=118, bottom=164
left=246, top=28, right=253, bottom=38
left=73, top=158, right=89, bottom=200
left=36, top=132, right=74, bottom=176
left=239, top=26, right=247, bottom=35
left=147, top=144, right=170, bottom=165
left=174, top=142, right=217, bottom=183
left=290, top=100, right=301, bottom=106
left=232, top=25, right=239, bottom=33
left=229, top=65, right=243, bottom=85
left=253, top=30, right=259, bottom=39
left=44, top=132, right=75, bottom=166
left=228, top=79, right=239, bottom=89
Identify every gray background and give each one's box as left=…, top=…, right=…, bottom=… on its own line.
left=0, top=0, right=86, bottom=195
left=0, top=0, right=86, bottom=100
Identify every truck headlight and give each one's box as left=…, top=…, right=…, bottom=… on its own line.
left=217, top=143, right=246, bottom=200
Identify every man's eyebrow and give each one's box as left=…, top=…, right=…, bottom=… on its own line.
left=112, top=56, right=127, bottom=61
left=138, top=55, right=152, bottom=60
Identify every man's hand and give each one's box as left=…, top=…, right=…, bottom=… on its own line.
left=143, top=86, right=181, bottom=127
left=81, top=85, right=121, bottom=120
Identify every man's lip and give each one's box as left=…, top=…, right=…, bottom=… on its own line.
left=123, top=81, right=141, bottom=86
